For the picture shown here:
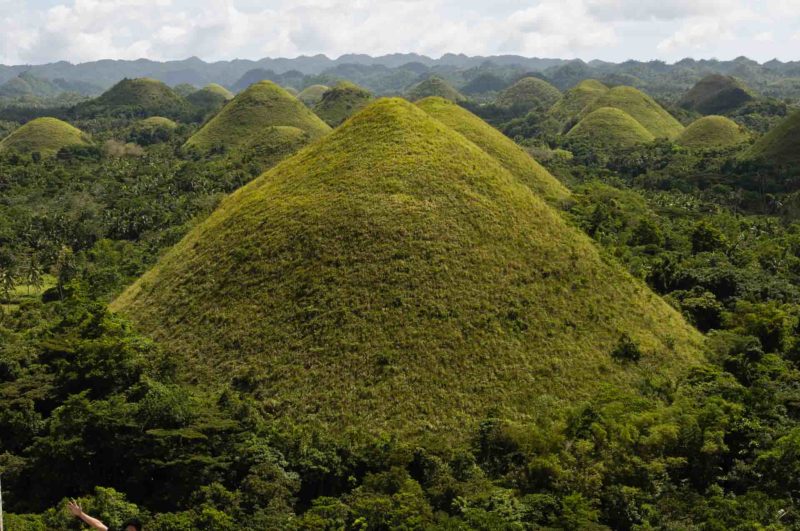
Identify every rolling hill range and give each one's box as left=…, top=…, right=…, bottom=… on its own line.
left=549, top=79, right=609, bottom=130
left=312, top=81, right=373, bottom=126
left=407, top=76, right=465, bottom=102
left=567, top=107, right=655, bottom=149
left=183, top=80, right=330, bottom=154
left=679, top=74, right=755, bottom=115
left=112, top=98, right=704, bottom=442
left=416, top=96, right=569, bottom=203
left=73, top=77, right=189, bottom=118
left=747, top=110, right=800, bottom=166
left=0, top=117, right=91, bottom=156
left=495, top=76, right=561, bottom=111
left=580, top=86, right=684, bottom=139
left=676, top=115, right=749, bottom=149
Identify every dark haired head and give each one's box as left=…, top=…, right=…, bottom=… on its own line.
left=121, top=518, right=143, bottom=531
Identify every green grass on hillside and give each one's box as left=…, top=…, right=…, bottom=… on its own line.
left=406, top=76, right=465, bottom=102
left=77, top=78, right=188, bottom=118
left=0, top=117, right=91, bottom=157
left=312, top=81, right=373, bottom=127
left=679, top=74, right=755, bottom=115
left=581, top=86, right=684, bottom=139
left=549, top=79, right=609, bottom=130
left=495, top=76, right=561, bottom=110
left=203, top=83, right=234, bottom=99
left=567, top=107, right=655, bottom=150
left=184, top=80, right=330, bottom=153
left=416, top=96, right=569, bottom=203
left=186, top=84, right=234, bottom=111
left=676, top=115, right=749, bottom=149
left=138, top=116, right=178, bottom=129
left=298, top=84, right=330, bottom=107
left=747, top=110, right=800, bottom=166
left=113, top=97, right=704, bottom=443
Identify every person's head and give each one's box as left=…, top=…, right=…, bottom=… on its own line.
left=122, top=518, right=143, bottom=531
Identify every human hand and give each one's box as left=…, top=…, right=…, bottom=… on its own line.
left=67, top=499, right=83, bottom=517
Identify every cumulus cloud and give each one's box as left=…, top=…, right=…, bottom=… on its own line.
left=1, top=0, right=799, bottom=64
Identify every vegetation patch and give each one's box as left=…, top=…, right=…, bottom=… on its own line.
left=676, top=115, right=750, bottom=149
left=679, top=74, right=755, bottom=115
left=580, top=85, right=684, bottom=139
left=298, top=84, right=330, bottom=106
left=312, top=81, right=373, bottom=126
left=0, top=117, right=91, bottom=157
left=406, top=76, right=466, bottom=102
left=73, top=77, right=190, bottom=119
left=566, top=107, right=655, bottom=150
left=746, top=110, right=800, bottom=166
left=496, top=76, right=561, bottom=111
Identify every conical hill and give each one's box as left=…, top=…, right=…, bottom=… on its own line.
left=580, top=86, right=684, bottom=139
left=495, top=76, right=561, bottom=111
left=746, top=110, right=800, bottom=166
left=183, top=80, right=331, bottom=153
left=298, top=84, right=330, bottom=107
left=676, top=116, right=749, bottom=149
left=549, top=79, right=609, bottom=131
left=75, top=77, right=188, bottom=118
left=312, top=81, right=373, bottom=127
left=416, top=96, right=569, bottom=203
left=0, top=117, right=91, bottom=157
left=113, top=98, right=704, bottom=442
left=679, top=74, right=754, bottom=115
left=567, top=107, right=655, bottom=150
left=407, top=76, right=465, bottom=102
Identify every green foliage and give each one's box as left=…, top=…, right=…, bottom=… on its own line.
left=0, top=117, right=91, bottom=157
left=74, top=78, right=190, bottom=120
left=747, top=109, right=800, bottom=167
left=549, top=79, right=609, bottom=131
left=566, top=107, right=655, bottom=150
left=406, top=76, right=465, bottom=103
left=298, top=84, right=330, bottom=106
left=495, top=76, right=562, bottom=112
left=580, top=85, right=685, bottom=139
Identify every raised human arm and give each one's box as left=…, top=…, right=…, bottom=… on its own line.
left=67, top=499, right=109, bottom=531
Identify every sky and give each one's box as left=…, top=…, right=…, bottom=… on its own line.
left=1, top=0, right=799, bottom=65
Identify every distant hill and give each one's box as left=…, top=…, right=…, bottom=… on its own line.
left=679, top=74, right=755, bottom=115
left=73, top=78, right=190, bottom=119
left=183, top=80, right=330, bottom=154
left=113, top=98, right=704, bottom=443
left=416, top=96, right=569, bottom=203
left=298, top=84, right=329, bottom=106
left=567, top=107, right=655, bottom=149
left=495, top=76, right=561, bottom=111
left=676, top=116, right=749, bottom=149
left=580, top=86, right=684, bottom=139
left=0, top=117, right=91, bottom=157
left=128, top=116, right=178, bottom=145
left=313, top=81, right=373, bottom=126
left=406, top=76, right=465, bottom=102
left=186, top=83, right=234, bottom=116
left=461, top=73, right=508, bottom=95
left=747, top=110, right=800, bottom=166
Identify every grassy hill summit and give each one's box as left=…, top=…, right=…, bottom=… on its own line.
left=312, top=81, right=373, bottom=126
left=416, top=96, right=569, bottom=203
left=495, top=76, right=562, bottom=111
left=113, top=97, right=704, bottom=442
left=676, top=115, right=749, bottom=149
left=567, top=107, right=655, bottom=149
left=746, top=110, right=800, bottom=166
left=298, top=84, right=330, bottom=106
left=186, top=83, right=234, bottom=117
left=0, top=117, right=91, bottom=157
left=75, top=77, right=189, bottom=118
left=580, top=85, right=684, bottom=139
left=406, top=76, right=466, bottom=102
left=679, top=74, right=755, bottom=115
left=549, top=79, right=609, bottom=131
left=184, top=80, right=331, bottom=153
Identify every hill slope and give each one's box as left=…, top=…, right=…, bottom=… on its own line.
left=407, top=76, right=465, bottom=102
left=113, top=98, right=704, bottom=442
left=747, top=110, right=800, bottom=166
left=312, top=81, right=373, bottom=126
left=581, top=86, right=684, bottom=139
left=186, top=83, right=234, bottom=114
left=676, top=116, right=749, bottom=149
left=184, top=80, right=330, bottom=153
left=416, top=96, right=569, bottom=203
left=549, top=79, right=609, bottom=131
left=567, top=107, right=655, bottom=149
left=496, top=76, right=561, bottom=110
left=298, top=84, right=329, bottom=106
left=74, top=77, right=188, bottom=118
left=0, top=117, right=91, bottom=156
left=679, top=74, right=755, bottom=115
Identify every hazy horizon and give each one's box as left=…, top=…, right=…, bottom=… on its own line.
left=1, top=0, right=799, bottom=66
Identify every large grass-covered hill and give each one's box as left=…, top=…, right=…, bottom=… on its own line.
left=183, top=80, right=330, bottom=154
left=567, top=107, right=655, bottom=150
left=679, top=74, right=755, bottom=115
left=416, top=96, right=569, bottom=203
left=312, top=81, right=373, bottom=126
left=580, top=86, right=684, bottom=139
left=495, top=76, right=562, bottom=111
left=73, top=77, right=189, bottom=118
left=298, top=84, right=330, bottom=107
left=113, top=98, right=704, bottom=442
left=0, top=117, right=91, bottom=156
left=549, top=79, right=609, bottom=131
left=746, top=110, right=800, bottom=166
left=676, top=115, right=750, bottom=149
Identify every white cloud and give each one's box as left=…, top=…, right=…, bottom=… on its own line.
left=1, top=0, right=800, bottom=64
left=754, top=31, right=774, bottom=42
